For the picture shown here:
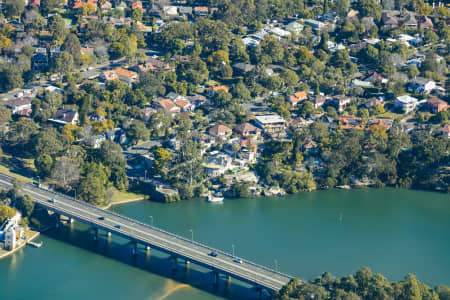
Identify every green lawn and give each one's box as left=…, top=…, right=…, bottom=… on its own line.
left=111, top=189, right=146, bottom=204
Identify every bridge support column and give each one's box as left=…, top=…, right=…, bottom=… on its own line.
left=184, top=260, right=190, bottom=268
left=68, top=218, right=74, bottom=224
left=131, top=242, right=137, bottom=256
left=93, top=228, right=98, bottom=241
left=171, top=256, right=178, bottom=269
left=107, top=232, right=112, bottom=237
left=257, top=288, right=263, bottom=300
left=214, top=272, right=220, bottom=286
left=55, top=214, right=60, bottom=228
left=145, top=246, right=150, bottom=252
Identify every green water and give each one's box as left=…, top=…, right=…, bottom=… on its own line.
left=0, top=188, right=449, bottom=300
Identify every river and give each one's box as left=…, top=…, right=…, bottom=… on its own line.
left=0, top=188, right=449, bottom=300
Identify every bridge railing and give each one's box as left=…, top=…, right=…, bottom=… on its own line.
left=0, top=173, right=293, bottom=280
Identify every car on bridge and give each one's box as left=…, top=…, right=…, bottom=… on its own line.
left=208, top=251, right=218, bottom=257
left=233, top=258, right=243, bottom=264
left=48, top=198, right=56, bottom=203
left=98, top=216, right=105, bottom=220
left=114, top=225, right=121, bottom=229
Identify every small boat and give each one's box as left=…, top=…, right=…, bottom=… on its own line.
left=207, top=193, right=224, bottom=203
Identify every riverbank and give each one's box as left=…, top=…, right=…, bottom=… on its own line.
left=0, top=230, right=40, bottom=260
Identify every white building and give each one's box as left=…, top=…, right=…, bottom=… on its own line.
left=254, top=114, right=286, bottom=133
left=0, top=212, right=23, bottom=251
left=395, top=95, right=418, bottom=112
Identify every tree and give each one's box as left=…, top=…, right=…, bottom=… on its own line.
left=0, top=66, right=24, bottom=92
left=131, top=8, right=143, bottom=21
left=48, top=14, right=67, bottom=43
left=62, top=34, right=82, bottom=66
left=16, top=195, right=34, bottom=217
left=7, top=118, right=37, bottom=148
left=51, top=156, right=80, bottom=188
left=334, top=0, right=350, bottom=17
left=51, top=51, right=74, bottom=80
left=4, top=0, right=25, bottom=18
left=35, top=154, right=54, bottom=178
left=126, top=122, right=149, bottom=145
left=0, top=205, right=16, bottom=223
left=78, top=174, right=106, bottom=205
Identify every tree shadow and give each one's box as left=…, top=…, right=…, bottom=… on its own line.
left=0, top=155, right=36, bottom=179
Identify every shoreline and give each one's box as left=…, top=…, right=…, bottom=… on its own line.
left=102, top=197, right=146, bottom=210
left=0, top=230, right=40, bottom=260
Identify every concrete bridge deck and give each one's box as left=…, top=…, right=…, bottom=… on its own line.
left=0, top=173, right=293, bottom=292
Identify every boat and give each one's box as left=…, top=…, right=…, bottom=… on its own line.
left=207, top=193, right=224, bottom=203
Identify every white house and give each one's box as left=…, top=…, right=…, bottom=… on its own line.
left=395, top=95, right=418, bottom=112
left=408, top=77, right=436, bottom=93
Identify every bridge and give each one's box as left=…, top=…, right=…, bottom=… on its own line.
left=0, top=173, right=293, bottom=293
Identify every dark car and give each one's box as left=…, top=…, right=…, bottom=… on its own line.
left=48, top=198, right=55, bottom=203
left=114, top=225, right=121, bottom=229
left=209, top=251, right=218, bottom=257
left=98, top=216, right=105, bottom=220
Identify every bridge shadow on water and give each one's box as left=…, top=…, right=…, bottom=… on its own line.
left=42, top=221, right=270, bottom=300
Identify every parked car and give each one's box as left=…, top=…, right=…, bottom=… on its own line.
left=209, top=251, right=218, bottom=257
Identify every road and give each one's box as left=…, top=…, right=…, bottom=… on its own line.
left=0, top=173, right=293, bottom=291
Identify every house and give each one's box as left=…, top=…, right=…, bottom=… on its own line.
left=254, top=114, right=286, bottom=134
left=237, top=139, right=258, bottom=162
left=289, top=116, right=311, bottom=129
left=204, top=153, right=232, bottom=176
left=285, top=21, right=304, bottom=34
left=186, top=94, right=207, bottom=108
left=194, top=6, right=208, bottom=17
left=100, top=70, right=118, bottom=81
left=174, top=98, right=194, bottom=112
left=332, top=95, right=351, bottom=112
left=339, top=115, right=362, bottom=130
left=309, top=95, right=326, bottom=109
left=153, top=98, right=180, bottom=116
left=6, top=98, right=32, bottom=115
left=233, top=123, right=261, bottom=138
left=440, top=124, right=450, bottom=138
left=287, top=91, right=308, bottom=106
left=362, top=72, right=389, bottom=84
left=209, top=124, right=232, bottom=138
left=364, top=98, right=384, bottom=109
left=232, top=63, right=255, bottom=75
left=32, top=52, right=48, bottom=70
left=85, top=134, right=106, bottom=149
left=269, top=27, right=291, bottom=38
left=114, top=67, right=138, bottom=85
left=49, top=109, right=79, bottom=125
left=207, top=85, right=229, bottom=97
left=178, top=6, right=192, bottom=16
left=418, top=16, right=433, bottom=29
left=351, top=79, right=374, bottom=88
left=427, top=98, right=448, bottom=113
left=395, top=95, right=418, bottom=113
left=302, top=139, right=319, bottom=153
left=381, top=11, right=399, bottom=28
left=163, top=6, right=178, bottom=17
left=408, top=77, right=436, bottom=93
left=401, top=12, right=417, bottom=28
left=304, top=19, right=326, bottom=31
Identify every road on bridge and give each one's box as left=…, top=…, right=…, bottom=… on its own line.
left=0, top=173, right=293, bottom=291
